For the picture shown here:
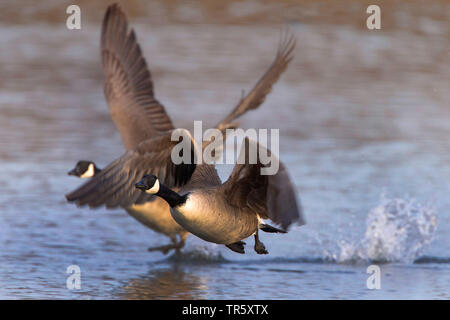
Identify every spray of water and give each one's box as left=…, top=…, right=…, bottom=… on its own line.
left=336, top=195, right=437, bottom=264
left=162, top=194, right=437, bottom=265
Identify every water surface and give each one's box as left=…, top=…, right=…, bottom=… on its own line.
left=0, top=0, right=449, bottom=299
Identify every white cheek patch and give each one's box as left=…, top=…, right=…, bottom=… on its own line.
left=80, top=163, right=95, bottom=178
left=145, top=179, right=160, bottom=194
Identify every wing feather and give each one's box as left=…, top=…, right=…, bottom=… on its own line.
left=65, top=129, right=199, bottom=209
left=216, top=30, right=296, bottom=131
left=222, top=138, right=304, bottom=230
left=102, top=4, right=174, bottom=150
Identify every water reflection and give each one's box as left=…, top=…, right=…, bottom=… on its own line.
left=116, top=265, right=208, bottom=300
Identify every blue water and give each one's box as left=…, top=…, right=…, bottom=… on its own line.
left=0, top=1, right=449, bottom=299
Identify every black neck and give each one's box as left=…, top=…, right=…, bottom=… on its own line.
left=156, top=184, right=188, bottom=208
left=94, top=166, right=102, bottom=174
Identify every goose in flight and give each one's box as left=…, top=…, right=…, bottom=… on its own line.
left=135, top=136, right=305, bottom=254
left=67, top=3, right=297, bottom=254
left=69, top=130, right=304, bottom=254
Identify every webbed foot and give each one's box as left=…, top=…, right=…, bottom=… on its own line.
left=148, top=233, right=188, bottom=255
left=226, top=241, right=246, bottom=254
left=148, top=244, right=176, bottom=255
left=254, top=230, right=269, bottom=254
left=254, top=240, right=268, bottom=254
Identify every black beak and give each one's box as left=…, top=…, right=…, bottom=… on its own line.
left=68, top=169, right=78, bottom=176
left=135, top=180, right=147, bottom=191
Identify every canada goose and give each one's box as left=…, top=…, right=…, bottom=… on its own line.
left=68, top=160, right=188, bottom=254
left=70, top=131, right=304, bottom=254
left=67, top=3, right=297, bottom=254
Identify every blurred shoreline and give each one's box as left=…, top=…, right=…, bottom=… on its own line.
left=0, top=0, right=448, bottom=31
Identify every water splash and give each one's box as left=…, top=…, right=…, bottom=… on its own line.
left=336, top=195, right=437, bottom=264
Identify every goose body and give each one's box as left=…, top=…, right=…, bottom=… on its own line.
left=170, top=189, right=259, bottom=244
left=68, top=160, right=188, bottom=252
left=67, top=4, right=298, bottom=254
left=133, top=138, right=305, bottom=254
left=128, top=200, right=187, bottom=240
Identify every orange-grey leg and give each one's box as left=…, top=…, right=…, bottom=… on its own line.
left=148, top=234, right=186, bottom=255
left=254, top=230, right=268, bottom=255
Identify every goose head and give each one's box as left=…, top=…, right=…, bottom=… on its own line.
left=68, top=160, right=98, bottom=178
left=135, top=174, right=160, bottom=194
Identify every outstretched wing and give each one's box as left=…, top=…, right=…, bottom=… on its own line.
left=65, top=129, right=200, bottom=209
left=216, top=30, right=296, bottom=131
left=221, top=138, right=304, bottom=230
left=102, top=4, right=174, bottom=150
